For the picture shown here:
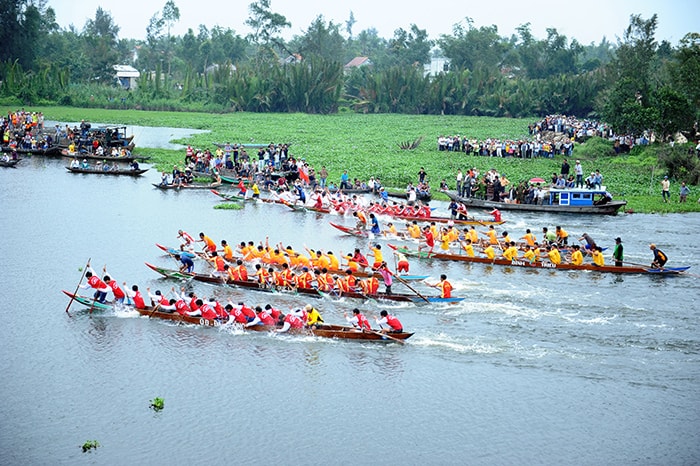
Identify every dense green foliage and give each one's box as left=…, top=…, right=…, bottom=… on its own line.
left=1, top=2, right=696, bottom=137
left=35, top=107, right=700, bottom=213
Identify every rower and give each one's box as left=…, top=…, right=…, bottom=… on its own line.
left=374, top=310, right=404, bottom=334
left=344, top=308, right=372, bottom=331
left=650, top=243, right=668, bottom=269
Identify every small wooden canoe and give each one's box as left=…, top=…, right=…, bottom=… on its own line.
left=67, top=166, right=148, bottom=176
left=0, top=159, right=19, bottom=168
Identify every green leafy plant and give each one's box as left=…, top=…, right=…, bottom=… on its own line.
left=81, top=440, right=100, bottom=453
left=213, top=202, right=243, bottom=210
left=149, top=397, right=165, bottom=411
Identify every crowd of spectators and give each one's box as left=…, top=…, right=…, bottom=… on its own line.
left=437, top=114, right=652, bottom=158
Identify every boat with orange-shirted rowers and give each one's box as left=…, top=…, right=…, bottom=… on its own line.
left=387, top=244, right=691, bottom=275
left=145, top=262, right=463, bottom=304
left=61, top=291, right=413, bottom=341
left=154, top=243, right=430, bottom=282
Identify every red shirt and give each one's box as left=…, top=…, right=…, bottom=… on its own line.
left=107, top=281, right=125, bottom=299
left=88, top=275, right=108, bottom=291
left=285, top=314, right=305, bottom=328
left=355, top=312, right=371, bottom=331
left=199, top=303, right=217, bottom=320
left=230, top=307, right=248, bottom=323
left=132, top=291, right=146, bottom=309
left=425, top=230, right=435, bottom=247
left=258, top=310, right=275, bottom=325
left=175, top=300, right=189, bottom=315
left=386, top=315, right=403, bottom=331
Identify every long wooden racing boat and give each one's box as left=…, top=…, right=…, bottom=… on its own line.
left=210, top=189, right=282, bottom=204
left=155, top=243, right=429, bottom=282
left=145, top=262, right=463, bottom=304
left=61, top=291, right=413, bottom=341
left=67, top=166, right=148, bottom=176
left=152, top=182, right=222, bottom=190
left=387, top=244, right=691, bottom=275
left=445, top=189, right=627, bottom=215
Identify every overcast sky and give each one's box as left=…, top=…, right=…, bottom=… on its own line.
left=49, top=0, right=696, bottom=46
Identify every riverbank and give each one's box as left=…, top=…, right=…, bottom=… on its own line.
left=34, top=106, right=700, bottom=213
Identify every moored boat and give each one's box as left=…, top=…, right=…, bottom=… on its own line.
left=445, top=188, right=627, bottom=215
left=1, top=145, right=61, bottom=156
left=67, top=166, right=148, bottom=176
left=0, top=159, right=20, bottom=168
left=61, top=149, right=150, bottom=162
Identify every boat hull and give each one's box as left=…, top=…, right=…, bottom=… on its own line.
left=388, top=244, right=690, bottom=275
left=62, top=290, right=413, bottom=341
left=445, top=191, right=626, bottom=215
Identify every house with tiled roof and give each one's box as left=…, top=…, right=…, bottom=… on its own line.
left=344, top=56, right=372, bottom=72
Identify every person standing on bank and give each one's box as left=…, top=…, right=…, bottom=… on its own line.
left=612, top=237, right=624, bottom=267
left=661, top=176, right=670, bottom=203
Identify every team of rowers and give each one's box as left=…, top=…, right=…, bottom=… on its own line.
left=78, top=262, right=405, bottom=334
left=392, top=223, right=613, bottom=266
left=269, top=184, right=437, bottom=218
left=173, top=230, right=454, bottom=299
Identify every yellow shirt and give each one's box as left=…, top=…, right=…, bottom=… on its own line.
left=484, top=245, right=496, bottom=259
left=468, top=229, right=479, bottom=243
left=462, top=243, right=475, bottom=257
left=326, top=253, right=340, bottom=270
left=521, top=233, right=536, bottom=246
left=222, top=244, right=233, bottom=260
left=571, top=250, right=584, bottom=265
left=503, top=246, right=519, bottom=261
left=547, top=249, right=562, bottom=265
left=370, top=247, right=383, bottom=264
left=408, top=225, right=422, bottom=238
left=592, top=251, right=605, bottom=267
left=523, top=249, right=536, bottom=262
left=485, top=230, right=498, bottom=245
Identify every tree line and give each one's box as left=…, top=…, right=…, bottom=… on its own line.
left=1, top=0, right=698, bottom=140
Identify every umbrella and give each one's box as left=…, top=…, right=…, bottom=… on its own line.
left=529, top=177, right=546, bottom=184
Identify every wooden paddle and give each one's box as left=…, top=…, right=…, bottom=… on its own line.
left=148, top=288, right=173, bottom=318
left=392, top=271, right=430, bottom=304
left=366, top=328, right=406, bottom=344
left=65, top=257, right=91, bottom=317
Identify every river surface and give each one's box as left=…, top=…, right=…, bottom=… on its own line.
left=1, top=147, right=699, bottom=465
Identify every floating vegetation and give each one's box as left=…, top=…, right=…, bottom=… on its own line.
left=81, top=440, right=100, bottom=453
left=149, top=397, right=165, bottom=411
left=213, top=202, right=243, bottom=210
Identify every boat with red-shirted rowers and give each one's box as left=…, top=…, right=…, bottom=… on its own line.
left=145, top=262, right=463, bottom=304
left=62, top=290, right=413, bottom=341
left=387, top=244, right=691, bottom=275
